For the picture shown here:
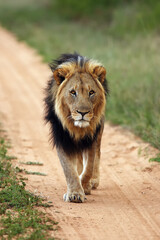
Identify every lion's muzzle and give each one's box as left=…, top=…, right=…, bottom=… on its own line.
left=72, top=110, right=92, bottom=128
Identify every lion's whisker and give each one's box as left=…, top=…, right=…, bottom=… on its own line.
left=67, top=115, right=72, bottom=120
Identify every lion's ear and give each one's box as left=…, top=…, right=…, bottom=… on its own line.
left=53, top=68, right=69, bottom=85
left=93, top=66, right=106, bottom=84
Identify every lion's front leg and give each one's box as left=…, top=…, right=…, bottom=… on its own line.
left=57, top=147, right=85, bottom=203
left=91, top=148, right=100, bottom=189
left=80, top=143, right=96, bottom=195
left=91, top=123, right=104, bottom=189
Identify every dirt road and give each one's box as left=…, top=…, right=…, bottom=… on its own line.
left=0, top=27, right=160, bottom=240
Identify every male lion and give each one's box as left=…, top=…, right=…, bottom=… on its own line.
left=44, top=53, right=109, bottom=203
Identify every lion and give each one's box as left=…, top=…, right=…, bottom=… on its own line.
left=44, top=53, right=109, bottom=203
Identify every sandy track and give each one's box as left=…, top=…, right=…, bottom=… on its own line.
left=0, top=27, right=160, bottom=240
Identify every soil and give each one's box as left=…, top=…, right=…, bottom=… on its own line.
left=0, top=27, right=160, bottom=240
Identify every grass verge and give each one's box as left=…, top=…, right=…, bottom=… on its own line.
left=0, top=137, right=58, bottom=240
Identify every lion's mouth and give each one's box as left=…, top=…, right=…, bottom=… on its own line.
left=74, top=119, right=90, bottom=128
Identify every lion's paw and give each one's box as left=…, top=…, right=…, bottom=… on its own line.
left=82, top=182, right=92, bottom=195
left=91, top=178, right=99, bottom=189
left=63, top=192, right=85, bottom=203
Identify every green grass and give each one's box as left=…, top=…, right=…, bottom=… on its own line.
left=149, top=154, right=160, bottom=163
left=0, top=0, right=160, bottom=150
left=25, top=171, right=47, bottom=176
left=20, top=161, right=44, bottom=166
left=0, top=138, right=58, bottom=239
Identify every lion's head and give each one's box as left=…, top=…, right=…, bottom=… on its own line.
left=45, top=53, right=108, bottom=153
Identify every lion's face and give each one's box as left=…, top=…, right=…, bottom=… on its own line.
left=52, top=60, right=106, bottom=140
left=63, top=72, right=103, bottom=128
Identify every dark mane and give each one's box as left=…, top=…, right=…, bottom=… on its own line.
left=49, top=52, right=82, bottom=71
left=44, top=53, right=109, bottom=155
left=49, top=52, right=109, bottom=96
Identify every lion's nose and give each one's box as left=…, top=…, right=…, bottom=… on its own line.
left=77, top=110, right=90, bottom=117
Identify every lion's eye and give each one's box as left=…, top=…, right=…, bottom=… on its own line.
left=89, top=90, right=95, bottom=96
left=70, top=89, right=76, bottom=96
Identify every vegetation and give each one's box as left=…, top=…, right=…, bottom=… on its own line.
left=25, top=171, right=47, bottom=176
left=149, top=154, right=160, bottom=163
left=20, top=161, right=44, bottom=166
left=0, top=0, right=160, bottom=149
left=0, top=137, right=58, bottom=239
